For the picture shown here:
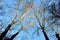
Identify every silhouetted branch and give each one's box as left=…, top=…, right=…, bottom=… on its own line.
left=56, top=33, right=60, bottom=40
left=10, top=31, right=19, bottom=40
left=0, top=23, right=12, bottom=40
left=35, top=13, right=49, bottom=40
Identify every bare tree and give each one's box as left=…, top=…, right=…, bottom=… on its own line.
left=0, top=0, right=60, bottom=40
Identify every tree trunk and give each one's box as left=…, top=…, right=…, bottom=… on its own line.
left=0, top=24, right=12, bottom=40
left=56, top=34, right=60, bottom=40
left=42, top=29, right=49, bottom=40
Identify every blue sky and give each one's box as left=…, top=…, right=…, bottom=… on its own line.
left=0, top=0, right=58, bottom=40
